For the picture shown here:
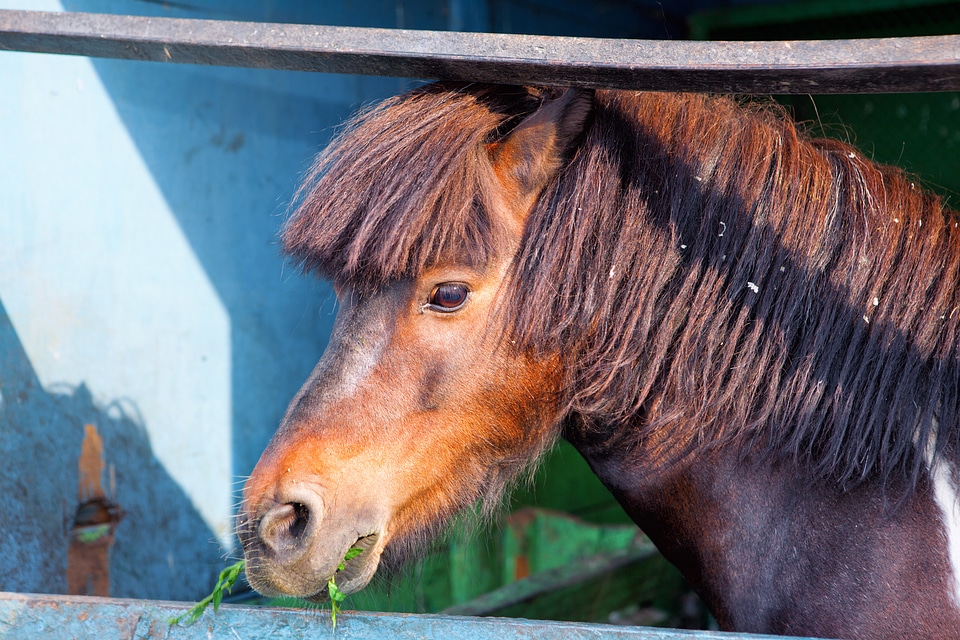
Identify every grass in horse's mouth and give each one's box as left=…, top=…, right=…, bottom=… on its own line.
left=324, top=536, right=377, bottom=629
left=332, top=532, right=379, bottom=583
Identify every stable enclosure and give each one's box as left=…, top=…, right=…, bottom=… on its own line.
left=1, top=0, right=958, bottom=637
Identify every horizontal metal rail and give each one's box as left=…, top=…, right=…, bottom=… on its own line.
left=0, top=9, right=959, bottom=93
left=0, top=592, right=821, bottom=639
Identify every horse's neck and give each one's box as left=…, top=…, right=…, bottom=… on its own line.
left=569, top=432, right=960, bottom=638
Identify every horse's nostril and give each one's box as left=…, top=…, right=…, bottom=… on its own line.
left=258, top=502, right=311, bottom=553
left=289, top=502, right=310, bottom=539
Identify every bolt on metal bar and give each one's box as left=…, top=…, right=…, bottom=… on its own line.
left=1, top=9, right=959, bottom=93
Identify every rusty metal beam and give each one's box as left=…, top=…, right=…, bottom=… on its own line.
left=0, top=9, right=959, bottom=94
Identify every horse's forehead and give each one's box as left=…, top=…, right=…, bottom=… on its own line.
left=281, top=282, right=410, bottom=425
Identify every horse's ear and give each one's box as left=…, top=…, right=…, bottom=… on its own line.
left=488, top=88, right=594, bottom=210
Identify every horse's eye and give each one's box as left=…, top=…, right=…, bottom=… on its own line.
left=427, top=283, right=469, bottom=312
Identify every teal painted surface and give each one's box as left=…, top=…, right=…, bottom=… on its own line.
left=0, top=592, right=823, bottom=640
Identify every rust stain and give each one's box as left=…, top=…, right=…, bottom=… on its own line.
left=513, top=555, right=530, bottom=581
left=77, top=424, right=105, bottom=502
left=67, top=424, right=123, bottom=597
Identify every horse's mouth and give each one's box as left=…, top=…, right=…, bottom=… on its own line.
left=307, top=532, right=382, bottom=602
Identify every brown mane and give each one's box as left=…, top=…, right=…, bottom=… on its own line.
left=282, top=83, right=541, bottom=288
left=285, top=83, right=960, bottom=490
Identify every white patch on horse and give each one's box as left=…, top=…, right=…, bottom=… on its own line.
left=924, top=419, right=960, bottom=609
left=932, top=460, right=960, bottom=609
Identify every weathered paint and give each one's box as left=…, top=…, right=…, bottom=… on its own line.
left=0, top=592, right=822, bottom=640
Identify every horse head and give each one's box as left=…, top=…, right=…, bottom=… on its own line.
left=238, top=87, right=592, bottom=600
left=238, top=84, right=960, bottom=638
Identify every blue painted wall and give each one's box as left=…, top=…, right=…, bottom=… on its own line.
left=0, top=0, right=448, bottom=600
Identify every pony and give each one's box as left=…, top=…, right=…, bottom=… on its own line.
left=238, top=83, right=960, bottom=639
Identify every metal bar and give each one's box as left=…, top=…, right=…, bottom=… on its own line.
left=1, top=10, right=959, bottom=93
left=0, top=592, right=821, bottom=639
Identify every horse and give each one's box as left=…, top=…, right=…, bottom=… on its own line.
left=238, top=83, right=960, bottom=639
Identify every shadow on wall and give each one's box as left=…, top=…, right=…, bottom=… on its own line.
left=1, top=0, right=416, bottom=603
left=0, top=298, right=224, bottom=599
left=59, top=0, right=412, bottom=483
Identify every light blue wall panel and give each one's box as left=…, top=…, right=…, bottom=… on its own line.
left=0, top=0, right=470, bottom=600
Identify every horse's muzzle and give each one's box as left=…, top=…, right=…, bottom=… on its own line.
left=237, top=490, right=384, bottom=600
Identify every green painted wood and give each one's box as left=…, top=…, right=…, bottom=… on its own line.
left=442, top=542, right=684, bottom=623
left=690, top=0, right=960, bottom=207
left=689, top=0, right=960, bottom=40
left=501, top=507, right=641, bottom=581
